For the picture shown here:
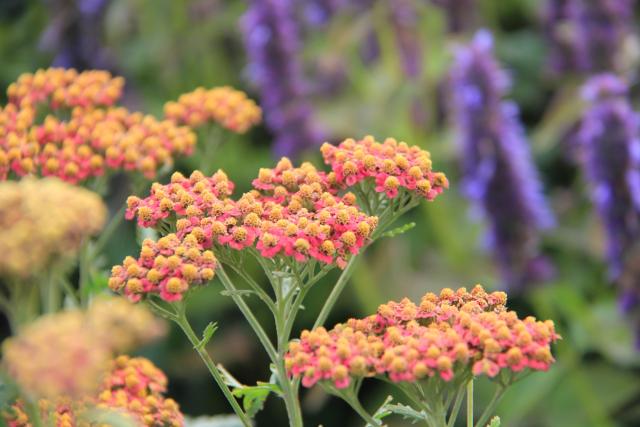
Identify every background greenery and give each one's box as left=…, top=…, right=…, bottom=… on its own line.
left=1, top=0, right=639, bottom=426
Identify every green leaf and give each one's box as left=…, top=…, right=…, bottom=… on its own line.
left=232, top=383, right=279, bottom=418
left=383, top=403, right=428, bottom=423
left=367, top=397, right=427, bottom=426
left=217, top=365, right=281, bottom=418
left=487, top=416, right=501, bottom=427
left=195, top=322, right=218, bottom=351
left=382, top=222, right=416, bottom=238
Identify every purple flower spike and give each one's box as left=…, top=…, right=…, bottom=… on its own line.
left=242, top=0, right=323, bottom=159
left=432, top=0, right=478, bottom=33
left=579, top=74, right=640, bottom=288
left=41, top=0, right=114, bottom=71
left=448, top=30, right=555, bottom=290
left=389, top=0, right=422, bottom=79
left=543, top=0, right=633, bottom=74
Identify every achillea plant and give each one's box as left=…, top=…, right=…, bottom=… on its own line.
left=3, top=355, right=183, bottom=427
left=2, top=298, right=172, bottom=427
left=0, top=178, right=106, bottom=328
left=1, top=68, right=260, bottom=183
left=0, top=178, right=106, bottom=280
left=106, top=134, right=555, bottom=426
left=2, top=310, right=111, bottom=401
left=448, top=30, right=555, bottom=290
left=286, top=285, right=559, bottom=427
left=163, top=86, right=262, bottom=133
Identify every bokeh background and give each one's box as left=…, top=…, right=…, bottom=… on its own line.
left=1, top=0, right=640, bottom=426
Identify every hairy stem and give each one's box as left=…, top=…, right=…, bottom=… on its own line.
left=170, top=302, right=252, bottom=427
left=313, top=255, right=359, bottom=328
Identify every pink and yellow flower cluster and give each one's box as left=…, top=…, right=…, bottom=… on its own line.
left=4, top=356, right=183, bottom=427
left=321, top=136, right=448, bottom=200
left=0, top=178, right=106, bottom=278
left=164, top=86, right=262, bottom=133
left=109, top=233, right=217, bottom=302
left=2, top=298, right=165, bottom=400
left=117, top=163, right=377, bottom=302
left=0, top=69, right=260, bottom=183
left=285, top=285, right=559, bottom=389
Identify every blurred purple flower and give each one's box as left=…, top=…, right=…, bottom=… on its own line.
left=448, top=30, right=555, bottom=290
left=578, top=74, right=640, bottom=307
left=390, top=0, right=422, bottom=79
left=242, top=0, right=323, bottom=159
left=41, top=0, right=114, bottom=70
left=302, top=0, right=346, bottom=27
left=431, top=0, right=478, bottom=33
left=543, top=0, right=633, bottom=74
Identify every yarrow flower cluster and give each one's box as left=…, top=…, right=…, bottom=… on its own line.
left=321, top=136, right=448, bottom=202
left=125, top=170, right=235, bottom=229
left=448, top=30, right=554, bottom=289
left=7, top=68, right=123, bottom=110
left=114, top=168, right=377, bottom=302
left=2, top=300, right=165, bottom=401
left=2, top=311, right=111, bottom=400
left=0, top=68, right=199, bottom=182
left=163, top=86, right=262, bottom=133
left=87, top=296, right=167, bottom=353
left=285, top=285, right=559, bottom=389
left=3, top=356, right=184, bottom=427
left=0, top=178, right=106, bottom=278
left=95, top=355, right=184, bottom=427
left=109, top=233, right=217, bottom=302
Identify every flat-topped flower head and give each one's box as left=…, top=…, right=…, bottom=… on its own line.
left=321, top=136, right=448, bottom=203
left=0, top=178, right=106, bottom=278
left=126, top=169, right=235, bottom=228
left=87, top=296, right=167, bottom=353
left=2, top=311, right=111, bottom=400
left=252, top=157, right=335, bottom=200
left=96, top=355, right=184, bottom=427
left=1, top=71, right=196, bottom=183
left=164, top=86, right=262, bottom=133
left=7, top=68, right=124, bottom=110
left=202, top=186, right=377, bottom=267
left=4, top=356, right=184, bottom=427
left=109, top=233, right=217, bottom=302
left=286, top=284, right=559, bottom=389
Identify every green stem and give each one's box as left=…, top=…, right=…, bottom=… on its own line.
left=467, top=379, right=474, bottom=427
left=171, top=302, right=252, bottom=427
left=59, top=276, right=80, bottom=308
left=447, top=386, right=466, bottom=427
left=200, top=125, right=224, bottom=175
left=78, top=242, right=91, bottom=308
left=44, top=272, right=60, bottom=313
left=474, top=385, right=505, bottom=427
left=90, top=205, right=126, bottom=259
left=333, top=387, right=380, bottom=427
left=216, top=265, right=278, bottom=363
left=272, top=274, right=304, bottom=427
left=23, top=398, right=43, bottom=427
left=313, top=255, right=359, bottom=328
